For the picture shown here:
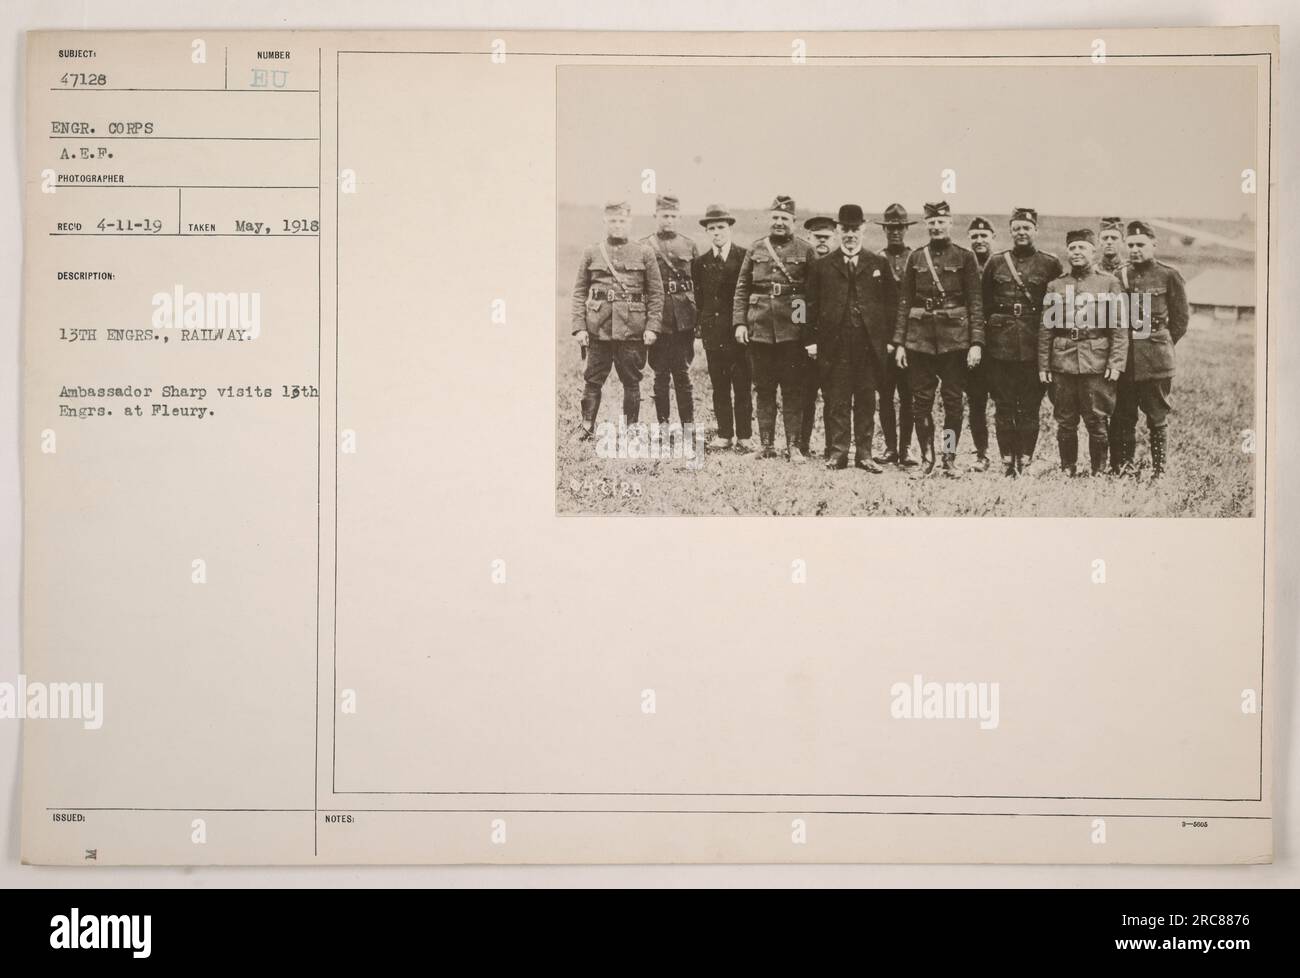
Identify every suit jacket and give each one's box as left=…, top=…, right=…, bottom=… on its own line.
left=805, top=247, right=897, bottom=363
left=691, top=243, right=747, bottom=349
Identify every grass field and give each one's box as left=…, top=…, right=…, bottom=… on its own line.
left=555, top=208, right=1258, bottom=517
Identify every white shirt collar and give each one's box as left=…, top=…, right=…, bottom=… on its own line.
left=714, top=241, right=732, bottom=261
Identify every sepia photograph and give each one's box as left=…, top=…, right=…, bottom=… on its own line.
left=556, top=64, right=1261, bottom=516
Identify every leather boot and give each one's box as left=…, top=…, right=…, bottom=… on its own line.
left=1058, top=429, right=1078, bottom=475
left=918, top=425, right=937, bottom=475
left=1121, top=430, right=1138, bottom=473
left=1150, top=425, right=1168, bottom=477
left=1089, top=437, right=1108, bottom=476
left=756, top=395, right=777, bottom=453
left=573, top=390, right=600, bottom=442
left=941, top=452, right=960, bottom=477
left=622, top=387, right=639, bottom=426
left=1022, top=425, right=1040, bottom=461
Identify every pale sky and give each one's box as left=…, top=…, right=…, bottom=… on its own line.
left=558, top=64, right=1260, bottom=221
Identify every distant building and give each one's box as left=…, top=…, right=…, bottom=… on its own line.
left=1187, top=268, right=1255, bottom=322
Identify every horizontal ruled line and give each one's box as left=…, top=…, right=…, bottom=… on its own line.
left=48, top=232, right=319, bottom=238
left=51, top=184, right=319, bottom=189
left=42, top=806, right=1271, bottom=819
left=50, top=86, right=319, bottom=93
left=49, top=135, right=320, bottom=141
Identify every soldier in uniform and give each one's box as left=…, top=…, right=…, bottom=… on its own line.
left=979, top=207, right=1063, bottom=476
left=1039, top=229, right=1129, bottom=475
left=1108, top=220, right=1189, bottom=477
left=804, top=215, right=838, bottom=258
left=733, top=195, right=817, bottom=460
left=965, top=216, right=997, bottom=471
left=639, top=195, right=699, bottom=431
left=691, top=205, right=751, bottom=451
left=874, top=204, right=918, bottom=467
left=891, top=200, right=985, bottom=477
left=796, top=215, right=838, bottom=458
left=1096, top=216, right=1127, bottom=275
left=804, top=204, right=896, bottom=471
left=569, top=200, right=664, bottom=441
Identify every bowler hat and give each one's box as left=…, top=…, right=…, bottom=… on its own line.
left=836, top=203, right=866, bottom=228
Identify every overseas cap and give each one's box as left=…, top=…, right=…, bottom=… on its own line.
left=769, top=194, right=796, bottom=215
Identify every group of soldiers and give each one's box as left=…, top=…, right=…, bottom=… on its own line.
left=570, top=194, right=1189, bottom=478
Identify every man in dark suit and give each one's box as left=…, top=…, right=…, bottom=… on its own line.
left=804, top=204, right=898, bottom=471
left=691, top=204, right=751, bottom=450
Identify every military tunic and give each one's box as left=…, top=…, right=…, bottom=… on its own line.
left=571, top=239, right=665, bottom=341
left=733, top=234, right=816, bottom=451
left=733, top=235, right=816, bottom=344
left=1095, top=253, right=1127, bottom=276
left=640, top=231, right=699, bottom=335
left=1042, top=267, right=1130, bottom=470
left=640, top=231, right=700, bottom=425
left=891, top=239, right=984, bottom=457
left=1107, top=258, right=1189, bottom=471
left=570, top=238, right=664, bottom=429
left=1114, top=260, right=1188, bottom=382
left=978, top=247, right=1063, bottom=462
left=981, top=248, right=1063, bottom=363
left=966, top=249, right=996, bottom=459
left=876, top=245, right=914, bottom=459
left=891, top=240, right=985, bottom=355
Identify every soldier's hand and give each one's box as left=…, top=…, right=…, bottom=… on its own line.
left=805, top=343, right=817, bottom=360
left=1104, top=367, right=1120, bottom=382
left=575, top=329, right=589, bottom=347
left=643, top=330, right=657, bottom=346
left=967, top=346, right=982, bottom=369
left=894, top=346, right=907, bottom=369
left=735, top=326, right=749, bottom=345
left=886, top=342, right=896, bottom=354
left=1039, top=370, right=1052, bottom=384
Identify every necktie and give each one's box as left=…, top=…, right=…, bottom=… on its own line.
left=715, top=248, right=722, bottom=260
